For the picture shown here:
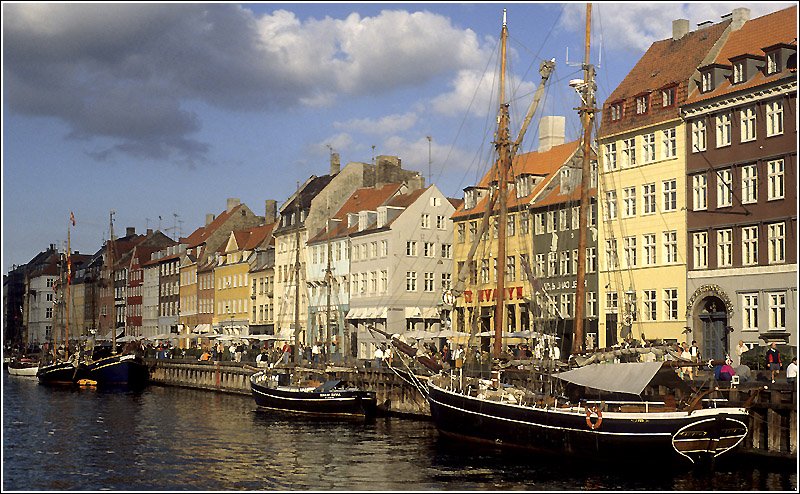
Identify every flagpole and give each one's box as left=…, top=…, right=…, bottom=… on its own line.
left=65, top=214, right=72, bottom=360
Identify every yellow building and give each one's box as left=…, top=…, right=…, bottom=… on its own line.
left=178, top=251, right=198, bottom=346
left=596, top=18, right=732, bottom=347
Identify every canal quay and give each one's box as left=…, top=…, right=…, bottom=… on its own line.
left=3, top=369, right=797, bottom=492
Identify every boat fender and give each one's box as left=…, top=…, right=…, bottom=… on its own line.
left=585, top=406, right=602, bottom=430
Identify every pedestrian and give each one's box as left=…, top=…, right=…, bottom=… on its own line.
left=454, top=344, right=464, bottom=370
left=765, top=342, right=781, bottom=383
left=374, top=346, right=384, bottom=369
left=312, top=341, right=321, bottom=367
left=734, top=340, right=747, bottom=367
left=689, top=340, right=700, bottom=363
left=786, top=357, right=798, bottom=385
left=281, top=342, right=291, bottom=365
left=680, top=343, right=693, bottom=380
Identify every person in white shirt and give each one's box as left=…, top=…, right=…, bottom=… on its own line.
left=734, top=340, right=747, bottom=367
left=374, top=346, right=384, bottom=369
left=786, top=357, right=798, bottom=385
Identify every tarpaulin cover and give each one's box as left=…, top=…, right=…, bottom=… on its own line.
left=554, top=361, right=664, bottom=395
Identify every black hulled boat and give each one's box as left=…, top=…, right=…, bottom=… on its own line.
left=84, top=353, right=149, bottom=388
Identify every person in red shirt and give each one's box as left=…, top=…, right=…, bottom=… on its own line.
left=766, top=342, right=782, bottom=383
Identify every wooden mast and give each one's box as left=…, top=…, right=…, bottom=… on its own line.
left=572, top=3, right=596, bottom=355
left=108, top=210, right=117, bottom=354
left=292, top=187, right=302, bottom=365
left=65, top=217, right=71, bottom=360
left=325, top=212, right=333, bottom=362
left=492, top=9, right=510, bottom=358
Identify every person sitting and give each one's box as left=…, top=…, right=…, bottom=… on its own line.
left=199, top=349, right=212, bottom=362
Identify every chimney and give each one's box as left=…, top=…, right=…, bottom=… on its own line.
left=697, top=20, right=713, bottom=30
left=672, top=19, right=690, bottom=40
left=729, top=8, right=750, bottom=31
left=538, top=116, right=565, bottom=152
left=205, top=213, right=215, bottom=226
left=146, top=228, right=153, bottom=235
left=330, top=152, right=341, bottom=176
left=265, top=199, right=277, bottom=223
left=126, top=227, right=135, bottom=236
left=226, top=198, right=240, bottom=213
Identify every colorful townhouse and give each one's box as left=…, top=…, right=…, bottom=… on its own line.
left=682, top=6, right=797, bottom=357
left=595, top=12, right=737, bottom=347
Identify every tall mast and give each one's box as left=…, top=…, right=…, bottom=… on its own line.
left=293, top=189, right=302, bottom=365
left=493, top=9, right=510, bottom=358
left=65, top=217, right=71, bottom=360
left=325, top=208, right=333, bottom=362
left=572, top=3, right=596, bottom=355
left=109, top=210, right=117, bottom=354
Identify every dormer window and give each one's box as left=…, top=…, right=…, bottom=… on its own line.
left=701, top=72, right=713, bottom=92
left=732, top=61, right=745, bottom=84
left=661, top=86, right=675, bottom=107
left=635, top=94, right=648, bottom=115
left=767, top=51, right=779, bottom=75
left=609, top=102, right=623, bottom=121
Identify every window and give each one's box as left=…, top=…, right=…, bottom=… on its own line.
left=701, top=71, right=712, bottom=92
left=717, top=229, right=732, bottom=268
left=559, top=251, right=570, bottom=275
left=766, top=51, right=779, bottom=75
left=716, top=113, right=731, bottom=147
left=423, top=242, right=435, bottom=257
left=664, top=289, right=678, bottom=321
left=560, top=293, right=574, bottom=318
left=508, top=214, right=516, bottom=236
left=642, top=133, right=656, bottom=163
left=742, top=225, right=758, bottom=265
left=506, top=256, right=516, bottom=281
left=370, top=271, right=377, bottom=294
left=603, top=143, right=617, bottom=171
left=558, top=210, right=568, bottom=231
left=406, top=241, right=417, bottom=256
left=436, top=215, right=446, bottom=229
left=610, top=103, right=622, bottom=121
left=766, top=100, right=783, bottom=136
left=767, top=159, right=784, bottom=200
left=623, top=236, right=637, bottom=268
left=605, top=239, right=619, bottom=270
left=691, top=120, right=707, bottom=152
left=572, top=249, right=579, bottom=275
left=740, top=106, right=756, bottom=142
left=421, top=214, right=430, bottom=229
left=693, top=232, right=708, bottom=269
left=732, top=61, right=744, bottom=84
left=586, top=292, right=597, bottom=318
left=520, top=212, right=529, bottom=235
left=546, top=211, right=556, bottom=233
left=571, top=206, right=580, bottom=230
left=635, top=95, right=648, bottom=114
left=692, top=174, right=707, bottom=211
left=606, top=292, right=619, bottom=314
left=535, top=254, right=545, bottom=278
left=604, top=191, right=617, bottom=220
left=662, top=128, right=676, bottom=159
left=534, top=213, right=545, bottom=234
left=440, top=243, right=452, bottom=259
left=547, top=252, right=557, bottom=277
left=380, top=240, right=388, bottom=257
left=643, top=290, right=657, bottom=321
left=406, top=271, right=417, bottom=291
left=481, top=259, right=490, bottom=283
left=440, top=272, right=451, bottom=291
left=741, top=164, right=757, bottom=204
left=662, top=179, right=677, bottom=212
left=661, top=87, right=675, bottom=107
left=768, top=292, right=786, bottom=331
left=768, top=222, right=785, bottom=264
left=469, top=221, right=477, bottom=241
left=742, top=293, right=758, bottom=331
left=457, top=223, right=465, bottom=243
left=717, top=169, right=732, bottom=208
left=424, top=272, right=434, bottom=292
left=370, top=241, right=378, bottom=258
left=381, top=270, right=388, bottom=293
left=663, top=231, right=677, bottom=264
left=623, top=187, right=637, bottom=217
left=586, top=247, right=597, bottom=273
left=643, top=234, right=656, bottom=265
left=622, top=138, right=636, bottom=167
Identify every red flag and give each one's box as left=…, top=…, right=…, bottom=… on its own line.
left=70, top=211, right=76, bottom=226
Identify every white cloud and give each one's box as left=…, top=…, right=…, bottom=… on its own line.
left=334, top=112, right=418, bottom=135
left=431, top=69, right=537, bottom=118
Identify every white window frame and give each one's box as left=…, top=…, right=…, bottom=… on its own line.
left=643, top=289, right=657, bottom=322
left=643, top=234, right=656, bottom=266
left=662, top=128, right=676, bottom=159
left=692, top=174, right=707, bottom=211
left=716, top=113, right=731, bottom=147
left=623, top=186, right=636, bottom=217
left=767, top=222, right=785, bottom=264
left=604, top=190, right=617, bottom=220
left=717, top=229, right=732, bottom=268
left=693, top=232, right=708, bottom=269
left=742, top=293, right=758, bottom=331
left=664, top=288, right=678, bottom=321
left=767, top=159, right=784, bottom=200
left=642, top=133, right=656, bottom=163
left=642, top=183, right=656, bottom=215
left=691, top=120, right=707, bottom=152
left=663, top=231, right=677, bottom=264
left=768, top=292, right=786, bottom=331
left=766, top=100, right=784, bottom=137
left=603, top=143, right=617, bottom=171
left=740, top=106, right=756, bottom=142
left=623, top=236, right=637, bottom=268
left=742, top=225, right=758, bottom=266
left=741, top=164, right=757, bottom=204
left=662, top=179, right=677, bottom=212
left=732, top=61, right=744, bottom=84
left=622, top=138, right=636, bottom=167
left=717, top=169, right=733, bottom=208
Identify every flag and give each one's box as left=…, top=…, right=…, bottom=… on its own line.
left=69, top=211, right=76, bottom=226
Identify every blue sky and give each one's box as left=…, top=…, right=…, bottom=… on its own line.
left=2, top=2, right=791, bottom=271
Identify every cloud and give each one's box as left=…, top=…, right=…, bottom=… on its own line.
left=431, top=69, right=537, bottom=118
left=3, top=4, right=489, bottom=165
left=334, top=112, right=418, bottom=135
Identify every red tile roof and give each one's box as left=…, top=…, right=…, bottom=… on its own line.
left=687, top=6, right=797, bottom=105
left=307, top=184, right=405, bottom=244
left=183, top=204, right=243, bottom=248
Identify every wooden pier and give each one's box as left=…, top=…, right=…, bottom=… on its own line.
left=146, top=359, right=796, bottom=460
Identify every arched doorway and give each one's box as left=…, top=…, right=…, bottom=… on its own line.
left=697, top=297, right=729, bottom=361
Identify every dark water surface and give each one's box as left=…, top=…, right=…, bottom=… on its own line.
left=3, top=372, right=797, bottom=491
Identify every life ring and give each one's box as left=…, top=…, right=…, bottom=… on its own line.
left=585, top=406, right=602, bottom=430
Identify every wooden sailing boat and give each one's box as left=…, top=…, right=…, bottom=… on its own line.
left=394, top=6, right=751, bottom=466
left=37, top=213, right=90, bottom=385
left=83, top=211, right=149, bottom=388
left=250, top=183, right=377, bottom=417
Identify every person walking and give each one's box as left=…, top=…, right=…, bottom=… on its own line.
left=765, top=342, right=781, bottom=383
left=453, top=344, right=465, bottom=370
left=374, top=346, right=384, bottom=369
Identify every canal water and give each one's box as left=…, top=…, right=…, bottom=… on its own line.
left=3, top=372, right=797, bottom=491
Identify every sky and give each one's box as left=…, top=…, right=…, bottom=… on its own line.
left=2, top=1, right=793, bottom=272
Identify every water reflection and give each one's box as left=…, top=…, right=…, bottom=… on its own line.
left=3, top=373, right=797, bottom=491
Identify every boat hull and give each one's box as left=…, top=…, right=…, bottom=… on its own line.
left=36, top=361, right=88, bottom=385
left=250, top=371, right=377, bottom=418
left=427, top=380, right=748, bottom=465
left=8, top=363, right=39, bottom=377
left=85, top=354, right=149, bottom=387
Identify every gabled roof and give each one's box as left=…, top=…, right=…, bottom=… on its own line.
left=242, top=223, right=276, bottom=250
left=183, top=204, right=245, bottom=248
left=686, top=6, right=797, bottom=105
left=452, top=141, right=580, bottom=220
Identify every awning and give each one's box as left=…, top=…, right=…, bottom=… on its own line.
left=554, top=362, right=664, bottom=396
left=345, top=308, right=362, bottom=319
left=193, top=324, right=212, bottom=334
